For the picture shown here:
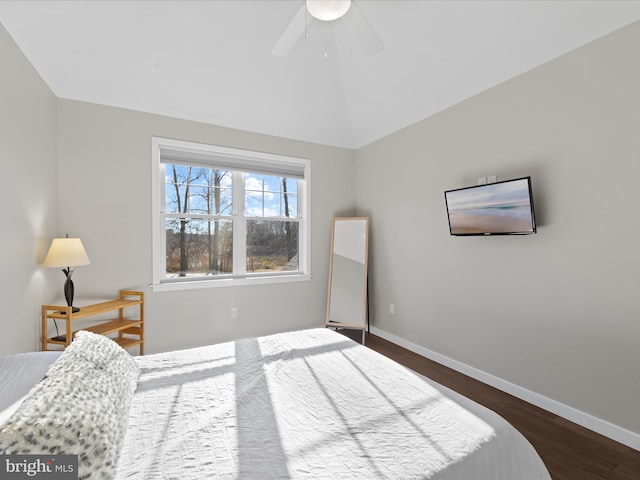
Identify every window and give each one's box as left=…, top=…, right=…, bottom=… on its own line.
left=152, top=137, right=310, bottom=291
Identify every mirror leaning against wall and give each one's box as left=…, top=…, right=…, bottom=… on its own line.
left=325, top=217, right=369, bottom=343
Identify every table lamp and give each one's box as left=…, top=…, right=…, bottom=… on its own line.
left=43, top=235, right=91, bottom=313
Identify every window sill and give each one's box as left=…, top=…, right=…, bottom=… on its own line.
left=151, top=273, right=312, bottom=292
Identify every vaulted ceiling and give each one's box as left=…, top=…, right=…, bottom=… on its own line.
left=1, top=1, right=639, bottom=149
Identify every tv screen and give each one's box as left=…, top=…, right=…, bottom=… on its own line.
left=444, top=177, right=536, bottom=236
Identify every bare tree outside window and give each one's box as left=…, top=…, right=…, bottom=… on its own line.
left=165, top=165, right=232, bottom=277
left=245, top=174, right=298, bottom=273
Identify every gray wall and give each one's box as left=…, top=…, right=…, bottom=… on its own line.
left=356, top=22, right=640, bottom=438
left=56, top=99, right=355, bottom=354
left=0, top=23, right=58, bottom=355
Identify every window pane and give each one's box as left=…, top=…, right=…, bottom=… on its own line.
left=246, top=220, right=299, bottom=273
left=167, top=164, right=190, bottom=182
left=213, top=187, right=233, bottom=215
left=189, top=167, right=211, bottom=186
left=281, top=192, right=297, bottom=217
left=283, top=178, right=297, bottom=194
left=246, top=191, right=263, bottom=217
left=166, top=165, right=200, bottom=214
left=165, top=218, right=233, bottom=277
left=188, top=186, right=210, bottom=214
left=165, top=183, right=187, bottom=213
left=165, top=165, right=232, bottom=215
left=245, top=174, right=268, bottom=216
left=244, top=174, right=298, bottom=218
left=263, top=175, right=281, bottom=193
left=208, top=169, right=233, bottom=215
left=263, top=193, right=281, bottom=218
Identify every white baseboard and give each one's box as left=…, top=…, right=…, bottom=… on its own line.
left=369, top=326, right=640, bottom=452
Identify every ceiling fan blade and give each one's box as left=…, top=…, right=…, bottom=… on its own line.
left=341, top=1, right=384, bottom=56
left=271, top=4, right=307, bottom=57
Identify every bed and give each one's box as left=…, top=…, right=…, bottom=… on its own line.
left=0, top=328, right=550, bottom=479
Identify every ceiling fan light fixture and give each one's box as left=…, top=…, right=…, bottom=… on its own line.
left=306, top=0, right=352, bottom=21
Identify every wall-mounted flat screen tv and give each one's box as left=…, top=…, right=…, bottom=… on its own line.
left=444, top=177, right=536, bottom=236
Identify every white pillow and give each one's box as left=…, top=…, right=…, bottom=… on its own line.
left=0, top=331, right=140, bottom=480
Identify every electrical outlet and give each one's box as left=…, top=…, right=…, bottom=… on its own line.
left=231, top=308, right=238, bottom=319
left=487, top=175, right=497, bottom=184
left=477, top=177, right=487, bottom=185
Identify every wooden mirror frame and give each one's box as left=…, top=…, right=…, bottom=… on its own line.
left=325, top=217, right=369, bottom=332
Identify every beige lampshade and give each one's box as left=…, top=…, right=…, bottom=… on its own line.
left=43, top=238, right=91, bottom=268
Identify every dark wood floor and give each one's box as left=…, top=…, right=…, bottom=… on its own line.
left=363, top=333, right=640, bottom=480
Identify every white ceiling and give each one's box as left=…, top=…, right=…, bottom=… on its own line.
left=1, top=1, right=640, bottom=149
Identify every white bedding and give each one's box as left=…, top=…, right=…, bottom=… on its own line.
left=0, top=351, right=62, bottom=424
left=119, top=328, right=550, bottom=479
left=0, top=329, right=550, bottom=479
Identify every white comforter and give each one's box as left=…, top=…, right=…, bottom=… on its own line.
left=116, top=328, right=550, bottom=479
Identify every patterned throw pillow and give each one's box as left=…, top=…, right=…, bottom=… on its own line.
left=0, top=331, right=140, bottom=480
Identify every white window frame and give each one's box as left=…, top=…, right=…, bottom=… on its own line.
left=151, top=137, right=311, bottom=292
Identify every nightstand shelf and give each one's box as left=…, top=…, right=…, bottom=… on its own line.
left=41, top=290, right=144, bottom=354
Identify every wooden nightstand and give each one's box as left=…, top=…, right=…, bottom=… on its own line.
left=41, top=290, right=144, bottom=354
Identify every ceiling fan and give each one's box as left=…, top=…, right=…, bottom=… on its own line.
left=271, top=0, right=384, bottom=58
